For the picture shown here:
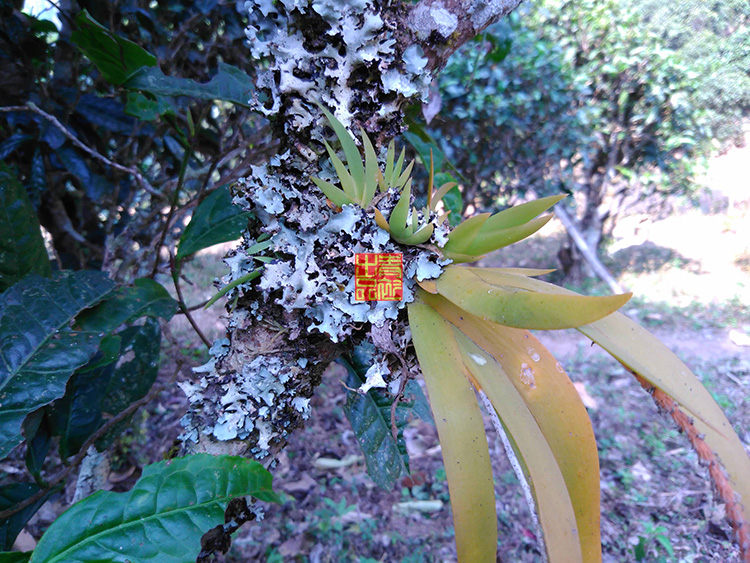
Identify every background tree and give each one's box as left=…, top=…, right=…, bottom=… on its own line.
left=430, top=0, right=709, bottom=284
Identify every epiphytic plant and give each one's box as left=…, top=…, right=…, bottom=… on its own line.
left=316, top=108, right=750, bottom=563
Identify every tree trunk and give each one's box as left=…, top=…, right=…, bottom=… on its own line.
left=178, top=0, right=524, bottom=462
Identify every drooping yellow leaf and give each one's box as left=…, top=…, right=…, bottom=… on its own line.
left=434, top=267, right=631, bottom=330
left=408, top=302, right=497, bottom=563
left=476, top=270, right=750, bottom=532
left=421, top=290, right=601, bottom=562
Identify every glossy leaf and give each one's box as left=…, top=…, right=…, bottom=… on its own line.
left=408, top=302, right=497, bottom=563
left=29, top=455, right=281, bottom=563
left=0, top=162, right=51, bottom=292
left=125, top=63, right=254, bottom=107
left=422, top=290, right=600, bottom=562
left=47, top=319, right=161, bottom=458
left=71, top=9, right=156, bottom=85
left=434, top=266, right=631, bottom=329
left=176, top=185, right=252, bottom=262
left=0, top=484, right=54, bottom=551
left=0, top=271, right=115, bottom=459
left=53, top=146, right=111, bottom=201
left=0, top=552, right=31, bottom=563
left=125, top=91, right=171, bottom=120
left=73, top=94, right=136, bottom=135
left=74, top=278, right=177, bottom=333
left=340, top=350, right=411, bottom=491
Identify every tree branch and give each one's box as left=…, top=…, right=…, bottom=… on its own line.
left=406, top=0, right=525, bottom=71
left=0, top=103, right=164, bottom=200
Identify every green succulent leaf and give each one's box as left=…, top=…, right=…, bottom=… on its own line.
left=480, top=194, right=565, bottom=232
left=360, top=128, right=379, bottom=207
left=317, top=104, right=365, bottom=202
left=29, top=455, right=280, bottom=563
left=463, top=214, right=553, bottom=256
left=444, top=213, right=491, bottom=255
left=388, top=180, right=413, bottom=241
left=310, top=176, right=354, bottom=207
left=323, top=140, right=358, bottom=200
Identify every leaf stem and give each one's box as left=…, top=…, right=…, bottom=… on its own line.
left=203, top=269, right=262, bottom=310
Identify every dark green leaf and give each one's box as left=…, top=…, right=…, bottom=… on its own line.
left=435, top=172, right=463, bottom=226
left=71, top=9, right=156, bottom=85
left=53, top=146, right=111, bottom=201
left=0, top=552, right=31, bottom=563
left=22, top=409, right=51, bottom=485
left=0, top=271, right=115, bottom=458
left=125, top=91, right=171, bottom=121
left=176, top=186, right=251, bottom=262
left=0, top=163, right=51, bottom=292
left=0, top=483, right=54, bottom=551
left=29, top=455, right=280, bottom=563
left=48, top=320, right=161, bottom=458
left=0, top=134, right=33, bottom=161
left=27, top=149, right=46, bottom=209
left=125, top=63, right=254, bottom=107
left=73, top=94, right=136, bottom=134
left=74, top=278, right=177, bottom=334
left=341, top=343, right=428, bottom=491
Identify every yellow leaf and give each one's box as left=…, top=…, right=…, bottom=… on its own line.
left=434, top=267, right=631, bottom=330
left=408, top=302, right=497, bottom=563
left=421, top=290, right=600, bottom=562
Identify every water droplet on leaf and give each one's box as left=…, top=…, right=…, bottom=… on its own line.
left=520, top=363, right=536, bottom=388
left=527, top=348, right=540, bottom=362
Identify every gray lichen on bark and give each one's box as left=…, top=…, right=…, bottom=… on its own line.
left=179, top=0, right=523, bottom=461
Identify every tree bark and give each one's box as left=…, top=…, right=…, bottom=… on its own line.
left=555, top=205, right=625, bottom=294
left=179, top=0, right=524, bottom=462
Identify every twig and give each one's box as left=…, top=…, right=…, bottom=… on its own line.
left=632, top=370, right=750, bottom=562
left=150, top=140, right=193, bottom=277
left=170, top=251, right=212, bottom=349
left=0, top=369, right=179, bottom=521
left=389, top=354, right=411, bottom=443
left=0, top=103, right=164, bottom=200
